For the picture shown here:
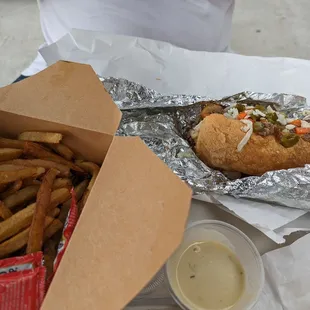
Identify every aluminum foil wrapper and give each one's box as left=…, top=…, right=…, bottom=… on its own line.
left=102, top=77, right=310, bottom=210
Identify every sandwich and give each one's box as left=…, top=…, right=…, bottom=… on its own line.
left=191, top=102, right=310, bottom=175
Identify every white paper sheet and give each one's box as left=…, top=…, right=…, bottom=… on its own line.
left=253, top=233, right=310, bottom=310
left=195, top=194, right=307, bottom=243
left=40, top=29, right=310, bottom=100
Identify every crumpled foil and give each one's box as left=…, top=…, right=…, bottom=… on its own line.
left=102, top=77, right=310, bottom=210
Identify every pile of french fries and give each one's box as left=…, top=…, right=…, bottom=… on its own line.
left=0, top=132, right=100, bottom=275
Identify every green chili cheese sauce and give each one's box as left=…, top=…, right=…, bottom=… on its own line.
left=175, top=242, right=245, bottom=310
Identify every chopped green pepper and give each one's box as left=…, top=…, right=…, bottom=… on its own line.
left=253, top=122, right=264, bottom=133
left=235, top=103, right=245, bottom=113
left=280, top=133, right=300, bottom=148
left=250, top=114, right=262, bottom=121
left=255, top=104, right=265, bottom=112
left=276, top=125, right=285, bottom=132
left=266, top=112, right=278, bottom=124
left=249, top=113, right=256, bottom=121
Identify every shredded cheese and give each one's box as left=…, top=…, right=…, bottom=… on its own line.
left=286, top=124, right=296, bottom=130
left=237, top=120, right=253, bottom=152
left=266, top=106, right=275, bottom=113
left=224, top=108, right=239, bottom=119
left=276, top=112, right=287, bottom=125
left=301, top=120, right=310, bottom=128
left=252, top=109, right=266, bottom=117
left=190, top=121, right=202, bottom=140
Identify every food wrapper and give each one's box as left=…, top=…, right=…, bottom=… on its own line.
left=0, top=266, right=46, bottom=310
left=0, top=252, right=45, bottom=309
left=0, top=252, right=43, bottom=275
left=102, top=77, right=310, bottom=210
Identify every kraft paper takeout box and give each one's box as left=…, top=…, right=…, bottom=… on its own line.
left=0, top=61, right=192, bottom=309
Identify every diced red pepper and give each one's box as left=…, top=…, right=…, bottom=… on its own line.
left=237, top=112, right=247, bottom=120
left=295, top=127, right=310, bottom=135
left=290, top=119, right=302, bottom=127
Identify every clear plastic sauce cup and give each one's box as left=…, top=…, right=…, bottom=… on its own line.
left=165, top=220, right=264, bottom=310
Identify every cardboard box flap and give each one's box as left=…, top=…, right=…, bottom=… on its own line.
left=0, top=61, right=121, bottom=135
left=42, top=136, right=192, bottom=310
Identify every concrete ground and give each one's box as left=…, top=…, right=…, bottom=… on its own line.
left=0, top=0, right=310, bottom=86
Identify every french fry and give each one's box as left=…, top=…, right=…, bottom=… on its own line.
left=76, top=162, right=100, bottom=190
left=46, top=188, right=71, bottom=212
left=22, top=178, right=41, bottom=187
left=24, top=142, right=84, bottom=173
left=49, top=208, right=60, bottom=218
left=0, top=149, right=23, bottom=161
left=0, top=180, right=23, bottom=199
left=43, top=252, right=54, bottom=279
left=47, top=143, right=74, bottom=161
left=80, top=193, right=90, bottom=214
left=0, top=216, right=54, bottom=258
left=44, top=239, right=58, bottom=278
left=58, top=179, right=89, bottom=224
left=57, top=202, right=70, bottom=225
left=0, top=184, right=7, bottom=193
left=18, top=132, right=63, bottom=144
left=4, top=185, right=40, bottom=209
left=27, top=168, right=59, bottom=254
left=0, top=131, right=101, bottom=260
left=76, top=162, right=100, bottom=214
left=79, top=192, right=89, bottom=214
left=43, top=219, right=63, bottom=241
left=0, top=137, right=25, bottom=149
left=0, top=164, right=27, bottom=171
left=53, top=178, right=72, bottom=190
left=44, top=210, right=63, bottom=277
left=0, top=201, right=12, bottom=220
left=0, top=167, right=45, bottom=185
left=0, top=204, right=35, bottom=243
left=0, top=188, right=70, bottom=243
left=46, top=188, right=71, bottom=214
left=74, top=153, right=85, bottom=161
left=7, top=159, right=70, bottom=177
left=74, top=179, right=89, bottom=201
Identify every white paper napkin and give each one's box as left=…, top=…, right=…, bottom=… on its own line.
left=254, top=233, right=310, bottom=310
left=195, top=194, right=308, bottom=243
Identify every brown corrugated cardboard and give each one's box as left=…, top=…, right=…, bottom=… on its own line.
left=0, top=62, right=121, bottom=135
left=0, top=61, right=192, bottom=309
left=0, top=62, right=122, bottom=163
left=42, top=136, right=192, bottom=309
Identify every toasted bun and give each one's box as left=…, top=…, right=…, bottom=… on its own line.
left=196, top=114, right=310, bottom=175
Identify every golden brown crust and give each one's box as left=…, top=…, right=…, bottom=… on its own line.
left=196, top=114, right=310, bottom=175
